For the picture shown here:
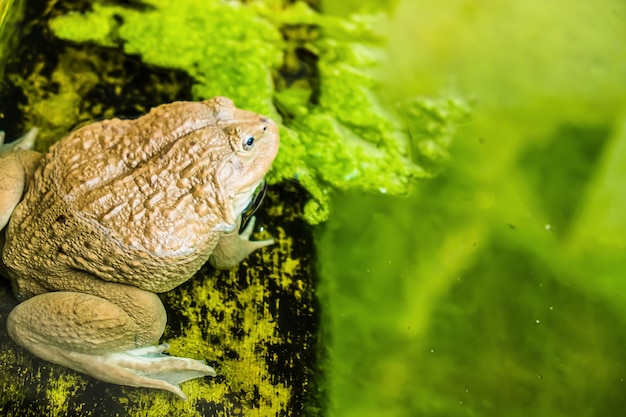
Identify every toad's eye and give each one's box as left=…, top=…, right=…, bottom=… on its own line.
left=243, top=136, right=255, bottom=150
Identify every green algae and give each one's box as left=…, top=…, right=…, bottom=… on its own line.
left=49, top=0, right=467, bottom=224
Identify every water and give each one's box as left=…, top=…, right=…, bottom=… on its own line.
left=317, top=1, right=626, bottom=413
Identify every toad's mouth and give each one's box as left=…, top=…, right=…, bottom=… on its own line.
left=239, top=181, right=267, bottom=232
left=230, top=177, right=265, bottom=219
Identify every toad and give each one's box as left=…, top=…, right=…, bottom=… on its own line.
left=0, top=97, right=279, bottom=399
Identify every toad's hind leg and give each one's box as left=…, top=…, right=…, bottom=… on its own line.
left=7, top=287, right=215, bottom=399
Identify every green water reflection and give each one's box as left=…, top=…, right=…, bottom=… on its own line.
left=317, top=0, right=626, bottom=415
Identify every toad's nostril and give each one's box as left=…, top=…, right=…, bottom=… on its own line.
left=260, top=117, right=269, bottom=123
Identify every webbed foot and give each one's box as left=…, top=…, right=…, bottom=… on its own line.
left=240, top=215, right=275, bottom=248
left=91, top=344, right=216, bottom=399
left=0, top=127, right=38, bottom=153
left=15, top=342, right=215, bottom=400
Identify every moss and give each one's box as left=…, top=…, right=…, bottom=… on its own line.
left=49, top=0, right=467, bottom=224
left=158, top=268, right=291, bottom=416
left=46, top=374, right=84, bottom=415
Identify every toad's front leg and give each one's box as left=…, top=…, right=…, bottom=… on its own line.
left=209, top=216, right=274, bottom=269
left=0, top=128, right=42, bottom=230
left=6, top=280, right=215, bottom=400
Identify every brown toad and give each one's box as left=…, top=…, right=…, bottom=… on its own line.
left=0, top=97, right=279, bottom=399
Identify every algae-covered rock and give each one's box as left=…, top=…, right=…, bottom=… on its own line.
left=0, top=182, right=321, bottom=416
